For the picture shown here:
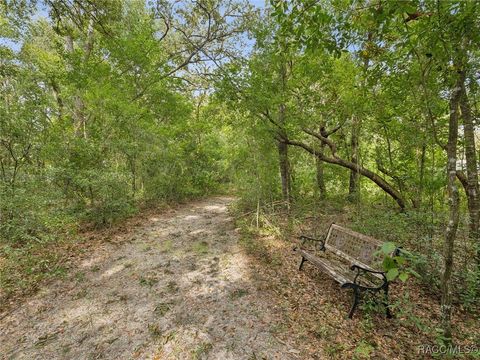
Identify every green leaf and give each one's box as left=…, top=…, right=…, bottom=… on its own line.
left=398, top=272, right=409, bottom=282
left=401, top=2, right=418, bottom=14
left=393, top=256, right=406, bottom=265
left=386, top=268, right=399, bottom=281
left=382, top=256, right=396, bottom=270
left=381, top=242, right=397, bottom=254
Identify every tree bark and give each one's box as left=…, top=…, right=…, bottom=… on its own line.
left=278, top=136, right=290, bottom=204
left=459, top=74, right=480, bottom=265
left=348, top=115, right=360, bottom=201
left=315, top=124, right=342, bottom=199
left=440, top=77, right=462, bottom=342
left=277, top=43, right=291, bottom=207
left=65, top=18, right=95, bottom=138
left=316, top=142, right=327, bottom=199
left=415, top=142, right=427, bottom=209
left=348, top=44, right=369, bottom=202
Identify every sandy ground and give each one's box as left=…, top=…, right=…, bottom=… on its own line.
left=0, top=197, right=297, bottom=360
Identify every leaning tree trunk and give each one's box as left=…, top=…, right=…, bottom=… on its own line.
left=440, top=76, right=462, bottom=343
left=283, top=137, right=406, bottom=210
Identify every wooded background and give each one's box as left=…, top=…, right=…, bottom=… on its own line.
left=1, top=0, right=479, bottom=346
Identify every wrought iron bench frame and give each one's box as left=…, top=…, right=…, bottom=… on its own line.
left=294, top=223, right=394, bottom=319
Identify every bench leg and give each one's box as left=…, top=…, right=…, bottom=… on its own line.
left=384, top=283, right=393, bottom=319
left=298, top=256, right=307, bottom=271
left=348, top=288, right=360, bottom=319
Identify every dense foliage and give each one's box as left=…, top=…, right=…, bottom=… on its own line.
left=0, top=0, right=252, bottom=298
left=216, top=0, right=480, bottom=343
left=1, top=0, right=478, bottom=346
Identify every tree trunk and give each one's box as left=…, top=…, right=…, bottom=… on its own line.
left=348, top=45, right=369, bottom=202
left=348, top=116, right=360, bottom=201
left=277, top=43, right=291, bottom=207
left=459, top=75, right=480, bottom=265
left=128, top=154, right=137, bottom=195
left=440, top=76, right=462, bottom=342
left=278, top=128, right=290, bottom=204
left=66, top=19, right=95, bottom=138
left=316, top=142, right=327, bottom=199
left=414, top=142, right=427, bottom=209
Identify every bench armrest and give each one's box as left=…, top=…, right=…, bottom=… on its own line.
left=350, top=264, right=388, bottom=287
left=298, top=235, right=326, bottom=251
left=350, top=264, right=386, bottom=275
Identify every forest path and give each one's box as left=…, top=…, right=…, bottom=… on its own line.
left=0, top=197, right=297, bottom=360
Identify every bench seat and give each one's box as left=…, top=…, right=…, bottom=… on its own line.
left=295, top=248, right=383, bottom=288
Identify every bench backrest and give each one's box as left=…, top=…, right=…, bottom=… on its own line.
left=324, top=224, right=383, bottom=270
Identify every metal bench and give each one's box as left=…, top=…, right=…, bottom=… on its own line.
left=294, top=223, right=393, bottom=319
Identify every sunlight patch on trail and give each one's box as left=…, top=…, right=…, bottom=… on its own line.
left=183, top=215, right=200, bottom=220
left=99, top=264, right=125, bottom=279
left=203, top=205, right=227, bottom=212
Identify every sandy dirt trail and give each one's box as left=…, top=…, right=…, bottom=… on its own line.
left=0, top=197, right=296, bottom=360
